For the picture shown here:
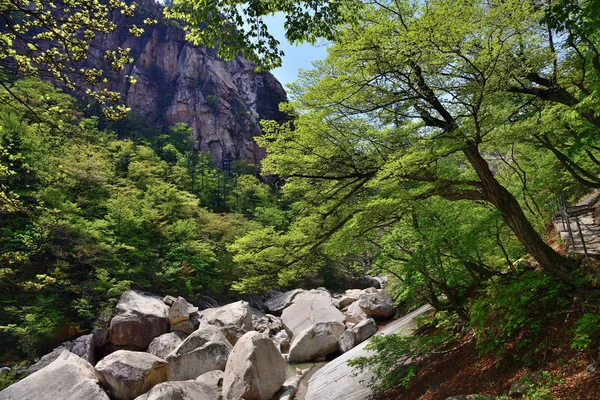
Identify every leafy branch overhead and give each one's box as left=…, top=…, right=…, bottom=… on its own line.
left=0, top=0, right=157, bottom=119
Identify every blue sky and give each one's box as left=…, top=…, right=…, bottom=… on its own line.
left=264, top=13, right=329, bottom=88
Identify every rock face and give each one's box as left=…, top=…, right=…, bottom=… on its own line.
left=305, top=305, right=432, bottom=400
left=109, top=290, right=170, bottom=349
left=222, top=331, right=287, bottom=400
left=88, top=1, right=287, bottom=167
left=358, top=292, right=395, bottom=320
left=0, top=351, right=109, bottom=400
left=338, top=318, right=377, bottom=353
left=94, top=350, right=169, bottom=400
left=147, top=331, right=187, bottom=359
left=344, top=301, right=368, bottom=324
left=198, top=300, right=254, bottom=344
left=135, top=381, right=220, bottom=400
left=281, top=290, right=345, bottom=338
left=288, top=321, right=345, bottom=363
left=264, top=289, right=305, bottom=316
left=166, top=325, right=232, bottom=381
left=26, top=333, right=97, bottom=375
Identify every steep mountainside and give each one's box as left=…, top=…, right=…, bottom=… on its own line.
left=89, top=0, right=287, bottom=167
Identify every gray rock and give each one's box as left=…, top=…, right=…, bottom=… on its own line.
left=337, top=330, right=356, bottom=354
left=0, top=351, right=109, bottom=400
left=337, top=289, right=364, bottom=310
left=134, top=381, right=220, bottom=400
left=26, top=334, right=96, bottom=375
left=169, top=297, right=195, bottom=325
left=264, top=289, right=305, bottom=316
left=223, top=331, right=287, bottom=400
left=95, top=350, right=169, bottom=400
left=344, top=301, right=367, bottom=324
left=508, top=372, right=545, bottom=397
left=198, top=300, right=253, bottom=334
left=170, top=318, right=199, bottom=335
left=358, top=293, right=395, bottom=320
left=109, top=290, right=170, bottom=349
left=166, top=325, right=232, bottom=381
left=195, top=370, right=224, bottom=390
left=305, top=305, right=431, bottom=400
left=288, top=322, right=345, bottom=363
left=281, top=290, right=345, bottom=339
left=353, top=318, right=378, bottom=343
left=162, top=295, right=176, bottom=307
left=147, top=332, right=187, bottom=360
left=93, top=328, right=110, bottom=347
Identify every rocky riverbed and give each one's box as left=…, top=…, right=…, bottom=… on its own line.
left=0, top=281, right=416, bottom=400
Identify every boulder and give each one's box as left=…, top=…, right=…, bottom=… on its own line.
left=338, top=318, right=377, bottom=353
left=222, top=331, right=287, bottom=400
left=109, top=290, right=170, bottom=349
left=26, top=333, right=96, bottom=375
left=263, top=289, right=305, bottom=316
left=281, top=290, right=345, bottom=338
left=508, top=372, right=545, bottom=397
left=344, top=300, right=367, bottom=324
left=93, top=328, right=110, bottom=347
left=288, top=321, right=345, bottom=363
left=337, top=289, right=364, bottom=310
left=0, top=351, right=108, bottom=400
left=252, top=313, right=283, bottom=335
left=358, top=293, right=395, bottom=320
left=134, top=381, right=220, bottom=400
left=162, top=295, right=176, bottom=307
left=95, top=350, right=169, bottom=400
left=147, top=332, right=187, bottom=360
left=195, top=370, right=224, bottom=390
left=166, top=325, right=232, bottom=381
left=169, top=297, right=199, bottom=326
left=197, top=300, right=253, bottom=337
left=170, top=319, right=199, bottom=335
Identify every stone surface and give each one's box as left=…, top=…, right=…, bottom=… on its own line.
left=198, top=300, right=253, bottom=344
left=95, top=350, right=169, bottom=400
left=166, top=325, right=232, bottom=381
left=0, top=351, right=109, bottom=400
left=134, top=381, right=220, bottom=400
left=358, top=293, right=395, bottom=320
left=169, top=297, right=197, bottom=326
left=305, top=305, right=431, bottom=400
left=26, top=333, right=96, bottom=375
left=85, top=0, right=287, bottom=168
left=508, top=372, right=545, bottom=397
left=93, top=328, right=110, bottom=347
left=147, top=332, right=187, bottom=360
left=288, top=322, right=345, bottom=363
left=162, top=295, right=176, bottom=306
left=222, top=331, right=287, bottom=400
left=195, top=370, right=224, bottom=390
left=338, top=330, right=357, bottom=354
left=109, top=290, right=170, bottom=349
left=352, top=318, right=378, bottom=343
left=344, top=300, right=368, bottom=324
left=281, top=290, right=345, bottom=338
left=263, top=289, right=305, bottom=316
left=337, top=289, right=364, bottom=310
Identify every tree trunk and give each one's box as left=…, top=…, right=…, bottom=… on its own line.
left=463, top=143, right=576, bottom=284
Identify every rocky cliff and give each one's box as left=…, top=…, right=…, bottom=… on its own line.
left=89, top=0, right=287, bottom=167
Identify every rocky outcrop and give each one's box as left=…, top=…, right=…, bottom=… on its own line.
left=109, top=290, right=170, bottom=349
left=288, top=322, right=345, bottom=363
left=198, top=300, right=254, bottom=344
left=147, top=332, right=187, bottom=359
left=338, top=318, right=377, bottom=353
left=281, top=290, right=345, bottom=338
left=358, top=292, right=395, bottom=320
left=94, top=350, right=169, bottom=400
left=305, top=305, right=432, bottom=400
left=89, top=1, right=287, bottom=167
left=166, top=325, right=232, bottom=381
left=264, top=289, right=305, bottom=316
left=222, top=331, right=286, bottom=400
left=0, top=351, right=109, bottom=400
left=135, top=381, right=220, bottom=400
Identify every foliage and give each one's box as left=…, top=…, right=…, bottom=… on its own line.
left=0, top=78, right=281, bottom=359
left=570, top=313, right=600, bottom=351
left=469, top=270, right=572, bottom=364
left=348, top=311, right=462, bottom=391
left=0, top=0, right=157, bottom=119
